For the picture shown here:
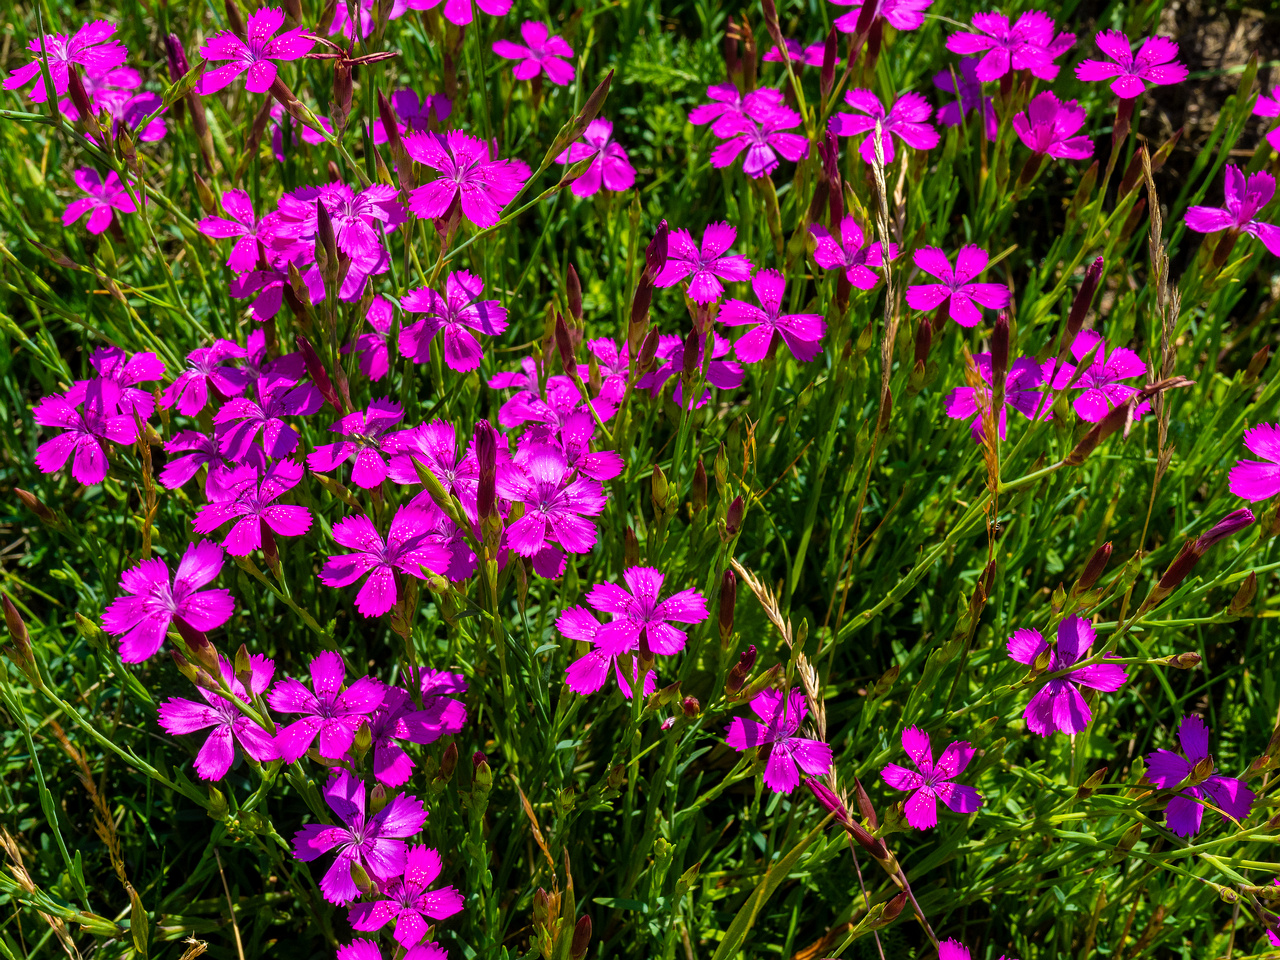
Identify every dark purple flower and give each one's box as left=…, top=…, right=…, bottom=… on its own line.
left=213, top=377, right=323, bottom=463
left=934, top=58, right=997, bottom=142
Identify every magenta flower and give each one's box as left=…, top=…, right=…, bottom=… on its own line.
left=587, top=338, right=630, bottom=403
left=292, top=768, right=426, bottom=903
left=560, top=605, right=657, bottom=698
left=549, top=410, right=624, bottom=482
left=367, top=688, right=451, bottom=786
left=102, top=541, right=236, bottom=663
left=193, top=460, right=313, bottom=556
left=720, top=270, right=824, bottom=363
left=319, top=506, right=450, bottom=617
left=585, top=566, right=708, bottom=657
left=1007, top=616, right=1128, bottom=737
left=809, top=216, right=897, bottom=289
left=197, top=7, right=314, bottom=95
left=161, top=340, right=251, bottom=416
left=400, top=271, right=509, bottom=372
left=423, top=0, right=512, bottom=27
left=197, top=189, right=270, bottom=273
left=63, top=168, right=136, bottom=235
left=4, top=20, right=127, bottom=103
left=556, top=119, right=635, bottom=197
left=638, top=332, right=744, bottom=409
left=725, top=689, right=832, bottom=794
left=33, top=383, right=136, bottom=486
left=1012, top=91, right=1093, bottom=160
left=268, top=652, right=386, bottom=763
left=688, top=84, right=785, bottom=138
left=1075, top=30, right=1188, bottom=99
left=230, top=266, right=327, bottom=322
left=829, top=90, right=939, bottom=164
left=337, top=940, right=445, bottom=960
left=492, top=21, right=575, bottom=85
left=934, top=58, right=998, bottom=142
left=308, top=399, right=405, bottom=488
left=906, top=245, right=1010, bottom=327
left=710, top=91, right=810, bottom=180
left=419, top=670, right=469, bottom=735
left=503, top=445, right=607, bottom=578
left=64, top=345, right=165, bottom=418
left=385, top=419, right=485, bottom=516
left=374, top=89, right=452, bottom=143
left=213, top=377, right=323, bottom=463
left=243, top=327, right=306, bottom=388
left=1255, top=82, right=1280, bottom=153
left=404, top=131, right=531, bottom=229
left=344, top=295, right=395, bottom=382
left=945, top=354, right=1049, bottom=442
left=157, top=654, right=279, bottom=779
left=830, top=0, right=931, bottom=33
left=159, top=430, right=261, bottom=493
left=945, top=11, right=1074, bottom=82
left=1145, top=715, right=1255, bottom=836
left=881, top=727, right=982, bottom=829
left=1229, top=424, right=1280, bottom=502
left=348, top=845, right=465, bottom=945
left=764, top=39, right=836, bottom=67
left=653, top=222, right=753, bottom=304
left=1184, top=165, right=1280, bottom=256
left=1043, top=331, right=1149, bottom=423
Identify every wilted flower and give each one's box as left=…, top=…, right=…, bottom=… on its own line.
left=881, top=726, right=982, bottom=829
left=1007, top=616, right=1128, bottom=736
left=726, top=689, right=832, bottom=794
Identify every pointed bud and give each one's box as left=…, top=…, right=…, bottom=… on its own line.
left=1066, top=257, right=1104, bottom=345
left=165, top=34, right=191, bottom=83
left=726, top=643, right=755, bottom=694
left=295, top=334, right=341, bottom=411
left=624, top=526, right=640, bottom=567
left=574, top=69, right=614, bottom=138
left=283, top=0, right=302, bottom=24
left=851, top=776, right=878, bottom=829
left=1075, top=766, right=1108, bottom=800
left=571, top=916, right=592, bottom=960
left=646, top=220, right=669, bottom=280
left=472, top=750, right=488, bottom=770
left=474, top=419, right=498, bottom=520
left=2, top=594, right=29, bottom=650
left=67, top=66, right=95, bottom=125
left=224, top=0, right=247, bottom=36
left=1190, top=754, right=1216, bottom=784
left=233, top=643, right=253, bottom=689
left=368, top=782, right=389, bottom=813
left=332, top=59, right=353, bottom=125
left=638, top=328, right=661, bottom=374
left=437, top=742, right=458, bottom=783
left=1166, top=652, right=1201, bottom=669
left=719, top=569, right=737, bottom=645
left=377, top=90, right=405, bottom=160
left=681, top=327, right=700, bottom=381
left=1194, top=508, right=1255, bottom=553
left=170, top=649, right=203, bottom=686
left=881, top=891, right=908, bottom=922
left=630, top=275, right=653, bottom=333
left=566, top=264, right=583, bottom=322
left=1228, top=571, right=1258, bottom=617
left=192, top=172, right=216, bottom=215
left=555, top=314, right=578, bottom=378
left=315, top=199, right=337, bottom=267
left=724, top=496, right=744, bottom=538
left=1155, top=540, right=1198, bottom=595
left=820, top=27, right=837, bottom=100
left=15, top=488, right=58, bottom=526
left=991, top=311, right=1010, bottom=390
left=761, top=0, right=785, bottom=50
left=914, top=318, right=932, bottom=368
left=1074, top=542, right=1112, bottom=595
left=651, top=463, right=670, bottom=518
left=850, top=820, right=890, bottom=862
left=806, top=778, right=852, bottom=828
left=1245, top=345, right=1271, bottom=384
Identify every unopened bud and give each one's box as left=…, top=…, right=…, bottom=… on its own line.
left=637, top=328, right=660, bottom=376
left=295, top=334, right=341, bottom=411
left=852, top=776, right=878, bottom=829
left=682, top=696, right=700, bottom=717
left=646, top=220, right=669, bottom=280
left=724, top=496, right=744, bottom=537
left=224, top=0, right=247, bottom=36
left=991, top=311, right=1010, bottom=392
left=67, top=66, right=95, bottom=124
left=681, top=327, right=700, bottom=381
left=1075, top=766, right=1108, bottom=800
left=315, top=199, right=337, bottom=267
left=377, top=90, right=405, bottom=160
left=1165, top=652, right=1201, bottom=669
left=15, top=488, right=58, bottom=526
left=165, top=34, right=191, bottom=83
left=1190, top=754, right=1216, bottom=784
left=566, top=264, right=583, bottom=322
left=719, top=569, right=737, bottom=644
left=233, top=643, right=253, bottom=688
left=1195, top=508, right=1255, bottom=553
left=806, top=778, right=852, bottom=827
left=624, top=526, right=639, bottom=567
left=1245, top=345, right=1271, bottom=384
left=914, top=318, right=932, bottom=367
left=170, top=648, right=203, bottom=686
left=368, top=782, right=388, bottom=813
left=2, top=594, right=30, bottom=650
left=820, top=27, right=837, bottom=100
left=192, top=171, right=216, bottom=215
left=555, top=314, right=577, bottom=378
left=1066, top=257, right=1105, bottom=345
left=630, top=275, right=653, bottom=332
left=692, top=458, right=708, bottom=513
left=726, top=643, right=755, bottom=694
left=1228, top=571, right=1258, bottom=617
left=570, top=915, right=592, bottom=960
left=881, top=891, right=907, bottom=923
left=1115, top=821, right=1142, bottom=855
left=850, top=820, right=890, bottom=862
left=1074, top=541, right=1112, bottom=595
left=474, top=419, right=498, bottom=520
left=606, top=763, right=625, bottom=790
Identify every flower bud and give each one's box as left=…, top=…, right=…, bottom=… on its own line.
left=369, top=782, right=388, bottom=813
left=224, top=0, right=247, bottom=36
left=574, top=68, right=613, bottom=138
left=913, top=317, right=932, bottom=368
left=991, top=311, right=1010, bottom=396
left=806, top=778, right=852, bottom=828
left=332, top=58, right=353, bottom=127
left=651, top=463, right=670, bottom=517
left=625, top=525, right=639, bottom=567
left=555, top=314, right=577, bottom=378
left=283, top=0, right=302, bottom=24
left=233, top=642, right=253, bottom=689
left=1190, top=754, right=1216, bottom=785
left=630, top=275, right=653, bottom=334
left=646, top=219, right=669, bottom=280
left=849, top=820, right=890, bottom=862
left=566, top=264, right=583, bottom=322
left=726, top=643, right=755, bottom=694
left=741, top=663, right=783, bottom=700
left=880, top=891, right=908, bottom=923
left=165, top=34, right=191, bottom=83
left=474, top=419, right=498, bottom=520
left=692, top=458, right=708, bottom=513
left=723, top=14, right=742, bottom=80
left=682, top=696, right=701, bottom=717
left=852, top=775, right=878, bottom=829
left=295, top=334, right=341, bottom=411
left=570, top=915, right=592, bottom=960
left=377, top=90, right=405, bottom=160
left=170, top=648, right=204, bottom=686
left=820, top=27, right=837, bottom=100
left=1245, top=345, right=1271, bottom=384
left=1073, top=541, right=1112, bottom=595
left=436, top=742, right=458, bottom=783
left=1163, top=652, right=1201, bottom=669
left=1075, top=765, right=1108, bottom=800
left=1195, top=508, right=1255, bottom=553
left=1228, top=570, right=1258, bottom=617
left=15, top=488, right=58, bottom=526
left=637, top=328, right=661, bottom=375
left=2, top=593, right=30, bottom=650
left=192, top=171, right=217, bottom=215
left=681, top=327, right=700, bottom=381
left=719, top=569, right=737, bottom=645
left=1066, top=257, right=1104, bottom=345
left=315, top=199, right=338, bottom=268
left=1114, top=821, right=1141, bottom=856
left=607, top=763, right=626, bottom=790
left=724, top=495, right=744, bottom=538
left=472, top=750, right=488, bottom=770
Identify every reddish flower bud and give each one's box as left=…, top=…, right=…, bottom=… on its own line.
left=726, top=643, right=755, bottom=693
left=570, top=916, right=592, bottom=960
left=67, top=66, right=95, bottom=124
left=15, top=488, right=57, bottom=526
left=315, top=199, right=338, bottom=267
left=333, top=58, right=353, bottom=124
left=719, top=569, right=737, bottom=644
left=437, top=742, right=458, bottom=782
left=682, top=696, right=701, bottom=717
left=638, top=328, right=661, bottom=373
left=165, top=34, right=191, bottom=83
left=1194, top=508, right=1255, bottom=553
left=625, top=525, right=639, bottom=567
left=225, top=0, right=247, bottom=36
left=723, top=15, right=742, bottom=81
left=725, top=496, right=744, bottom=537
left=1066, top=257, right=1104, bottom=345
left=681, top=327, right=700, bottom=381
left=646, top=220, right=669, bottom=280
left=1075, top=541, right=1112, bottom=594
left=566, top=264, right=583, bottom=322
left=692, top=458, right=708, bottom=514
left=1228, top=570, right=1258, bottom=617
left=991, top=311, right=1010, bottom=393
left=555, top=314, right=578, bottom=378
left=806, top=778, right=852, bottom=828
left=295, top=335, right=341, bottom=411
left=852, top=775, right=878, bottom=829
left=820, top=27, right=837, bottom=100
left=474, top=419, right=498, bottom=520
left=472, top=750, right=488, bottom=770
left=377, top=89, right=404, bottom=159
left=914, top=317, right=932, bottom=368
left=630, top=275, right=654, bottom=330
left=1245, top=345, right=1271, bottom=384
left=881, top=891, right=908, bottom=922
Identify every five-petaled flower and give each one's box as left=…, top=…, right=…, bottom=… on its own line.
left=944, top=353, right=1050, bottom=441
left=197, top=189, right=271, bottom=273
left=503, top=445, right=608, bottom=578
left=102, top=540, right=236, bottom=663
left=4, top=20, right=127, bottom=102
left=268, top=651, right=386, bottom=762
left=1184, top=165, right=1280, bottom=256
left=829, top=89, right=939, bottom=164
left=492, top=21, right=575, bottom=85
left=584, top=566, right=708, bottom=658
left=1074, top=30, right=1188, bottom=99
left=1043, top=331, right=1150, bottom=423
left=292, top=768, right=427, bottom=904
left=404, top=131, right=531, bottom=228
left=318, top=506, right=451, bottom=617
left=710, top=91, right=810, bottom=180
left=560, top=605, right=657, bottom=698
left=192, top=459, right=313, bottom=556
left=829, top=0, right=932, bottom=33
left=1144, top=715, right=1255, bottom=837
left=161, top=340, right=251, bottom=416
left=367, top=688, right=453, bottom=786
left=1007, top=616, right=1128, bottom=737
left=213, top=376, right=324, bottom=463
left=810, top=216, right=897, bottom=289
left=556, top=119, right=636, bottom=197
left=309, top=398, right=406, bottom=488
left=33, top=381, right=137, bottom=486
left=1012, top=91, right=1093, bottom=160
left=945, top=11, right=1074, bottom=81
left=63, top=168, right=137, bottom=235
left=906, top=245, right=1010, bottom=327
left=725, top=689, right=832, bottom=794
left=934, top=58, right=997, bottom=142
left=400, top=271, right=509, bottom=373
left=653, top=222, right=754, bottom=304
left=198, top=7, right=314, bottom=95
left=348, top=845, right=465, bottom=945
left=1229, top=423, right=1280, bottom=502
left=720, top=269, right=825, bottom=363
left=881, top=726, right=982, bottom=829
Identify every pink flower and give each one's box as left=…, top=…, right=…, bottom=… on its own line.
left=269, top=101, right=331, bottom=159
left=308, top=398, right=405, bottom=487
left=829, top=90, right=939, bottom=164
left=1229, top=424, right=1280, bottom=502
left=159, top=430, right=262, bottom=493
left=585, top=566, right=708, bottom=657
left=586, top=338, right=630, bottom=403
left=366, top=688, right=452, bottom=786
left=725, top=689, right=832, bottom=794
left=491, top=364, right=618, bottom=430
left=880, top=727, right=982, bottom=829
left=1007, top=616, right=1128, bottom=737
left=348, top=845, right=465, bottom=945
left=1254, top=82, right=1280, bottom=153
left=161, top=340, right=251, bottom=416
left=400, top=271, right=509, bottom=372
left=560, top=605, right=657, bottom=698
left=556, top=118, right=635, bottom=197
left=373, top=89, right=452, bottom=143
left=830, top=0, right=931, bottom=33
left=404, top=131, right=531, bottom=228
left=905, top=245, right=1010, bottom=327
left=197, top=7, right=314, bottom=95
left=230, top=266, right=327, bottom=322
left=763, top=39, right=837, bottom=67
left=192, top=460, right=312, bottom=556
left=503, top=445, right=608, bottom=578
left=318, top=506, right=450, bottom=617
left=197, top=189, right=271, bottom=273
left=721, top=270, right=824, bottom=363
left=63, top=168, right=136, bottom=235
left=268, top=652, right=386, bottom=763
left=64, top=345, right=165, bottom=418
left=688, top=84, right=784, bottom=138
left=33, top=382, right=137, bottom=485
left=637, top=332, right=744, bottom=409
left=243, top=327, right=306, bottom=387
left=542, top=410, right=624, bottom=482
left=213, top=377, right=323, bottom=463
left=1012, top=91, right=1093, bottom=160
left=157, top=654, right=279, bottom=779
left=653, top=222, right=753, bottom=304
left=710, top=91, right=810, bottom=180
left=385, top=419, right=487, bottom=516
left=4, top=20, right=127, bottom=103
left=1043, top=331, right=1149, bottom=422
left=420, top=0, right=512, bottom=28
left=344, top=295, right=395, bottom=381
left=944, top=354, right=1049, bottom=442
left=102, top=541, right=235, bottom=662
left=1184, top=165, right=1280, bottom=256
left=945, top=11, right=1074, bottom=82
left=1074, top=30, right=1188, bottom=99
left=1144, top=715, right=1254, bottom=837
left=292, top=768, right=426, bottom=903
left=326, top=184, right=404, bottom=261
left=492, top=21, right=575, bottom=85
left=419, top=670, right=469, bottom=734
left=338, top=940, right=446, bottom=960
left=809, top=216, right=897, bottom=289
left=934, top=58, right=997, bottom=142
